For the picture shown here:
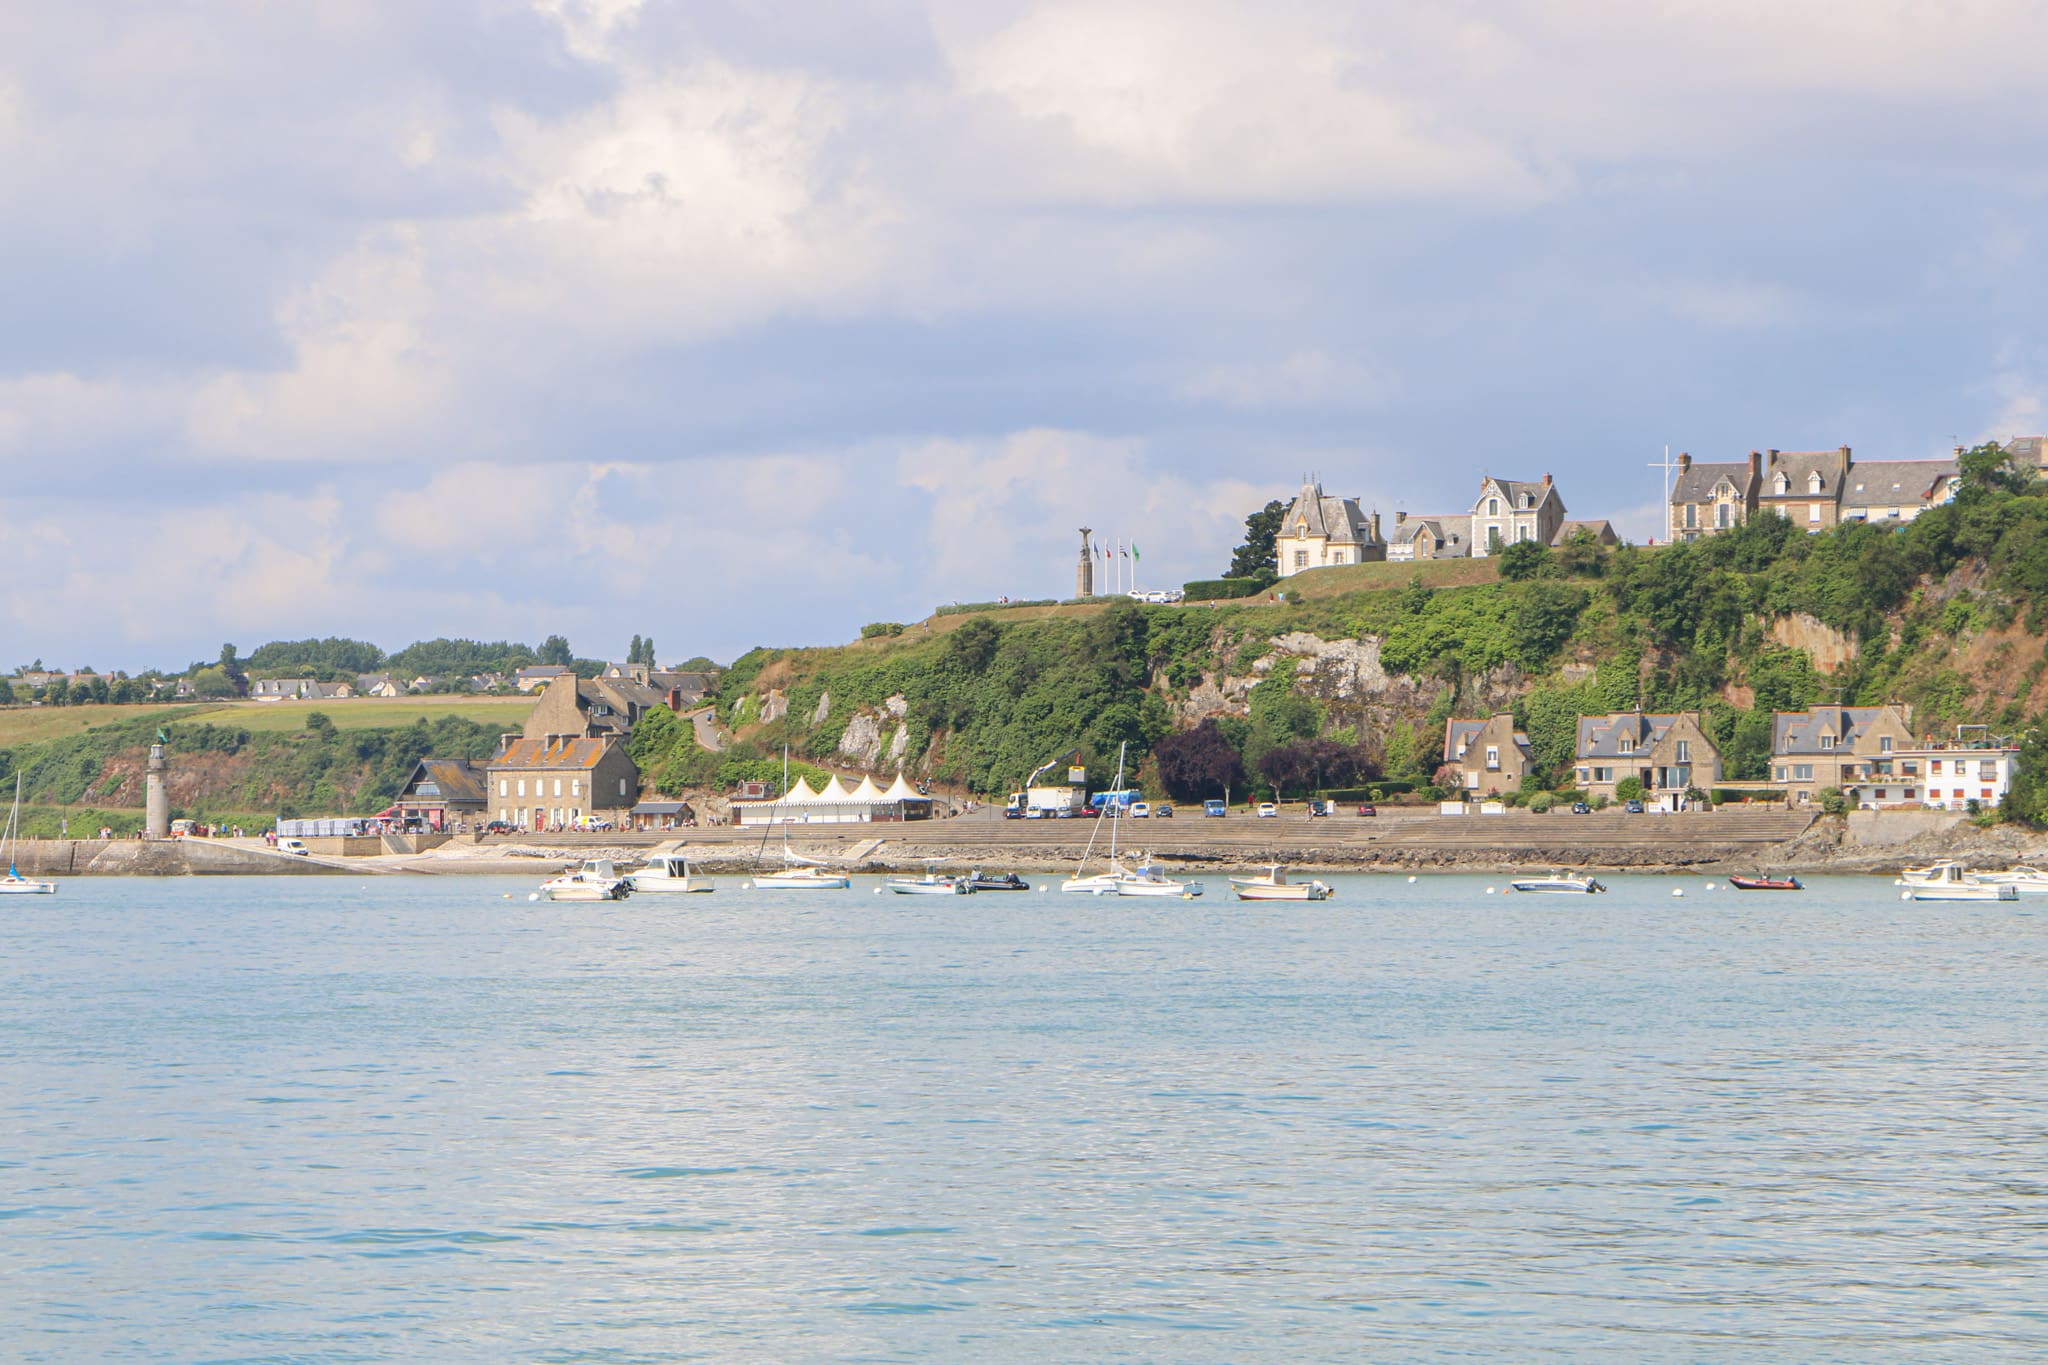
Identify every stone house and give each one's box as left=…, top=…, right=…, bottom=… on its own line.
left=1551, top=519, right=1619, bottom=548
left=1385, top=514, right=1468, bottom=562
left=1442, top=715, right=1532, bottom=796
left=1273, top=478, right=1386, bottom=578
left=356, top=673, right=404, bottom=698
left=515, top=665, right=576, bottom=692
left=2004, top=436, right=2046, bottom=477
left=393, top=758, right=488, bottom=830
left=1468, top=475, right=1565, bottom=557
left=1574, top=711, right=1722, bottom=808
left=1668, top=452, right=1761, bottom=542
left=1757, top=447, right=1852, bottom=532
left=521, top=674, right=669, bottom=743
left=250, top=678, right=315, bottom=701
left=486, top=738, right=640, bottom=831
left=1770, top=703, right=1917, bottom=806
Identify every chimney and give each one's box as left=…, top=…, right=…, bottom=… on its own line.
left=1677, top=451, right=1692, bottom=472
left=1395, top=509, right=1407, bottom=525
left=1748, top=449, right=1762, bottom=482
left=1543, top=472, right=1552, bottom=486
left=1370, top=511, right=1382, bottom=542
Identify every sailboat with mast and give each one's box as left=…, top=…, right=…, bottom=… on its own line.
left=0, top=774, right=57, bottom=894
left=1062, top=744, right=1133, bottom=894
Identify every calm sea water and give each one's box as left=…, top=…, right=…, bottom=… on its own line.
left=4, top=872, right=2048, bottom=1362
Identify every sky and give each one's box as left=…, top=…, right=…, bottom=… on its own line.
left=4, top=0, right=2046, bottom=673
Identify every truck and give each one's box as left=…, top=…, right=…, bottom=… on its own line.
left=1006, top=747, right=1088, bottom=819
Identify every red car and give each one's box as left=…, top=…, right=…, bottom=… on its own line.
left=1356, top=804, right=1377, bottom=817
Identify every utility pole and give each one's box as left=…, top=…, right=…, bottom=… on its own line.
left=1647, top=444, right=1680, bottom=541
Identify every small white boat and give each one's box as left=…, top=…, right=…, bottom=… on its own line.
left=1112, top=858, right=1203, bottom=898
left=1898, top=861, right=2018, bottom=901
left=749, top=830, right=851, bottom=890
left=1508, top=872, right=1607, bottom=894
left=1897, top=859, right=1975, bottom=886
left=0, top=775, right=56, bottom=895
left=1229, top=865, right=1333, bottom=901
left=1973, top=865, right=2048, bottom=895
left=886, top=863, right=973, bottom=896
left=1062, top=858, right=1134, bottom=895
left=627, top=852, right=715, bottom=894
left=539, top=858, right=632, bottom=902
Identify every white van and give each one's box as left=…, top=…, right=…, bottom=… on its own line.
left=276, top=837, right=311, bottom=856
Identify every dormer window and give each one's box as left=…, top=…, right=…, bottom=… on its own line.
left=1820, top=734, right=1835, bottom=750
left=1619, top=736, right=1635, bottom=754
left=1807, top=471, right=1823, bottom=495
left=1773, top=473, right=1789, bottom=496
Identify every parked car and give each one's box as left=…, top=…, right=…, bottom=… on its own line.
left=1256, top=802, right=1278, bottom=818
left=1356, top=803, right=1377, bottom=817
left=1624, top=799, right=1646, bottom=814
left=1307, top=799, right=1333, bottom=817
left=276, top=837, right=310, bottom=856
left=482, top=820, right=514, bottom=835
left=1569, top=801, right=1591, bottom=814
left=1203, top=799, right=1227, bottom=817
left=1130, top=802, right=1152, bottom=818
left=1155, top=803, right=1174, bottom=818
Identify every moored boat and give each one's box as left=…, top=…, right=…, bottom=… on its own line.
left=1727, top=873, right=1803, bottom=891
left=1973, top=865, right=2048, bottom=895
left=886, top=862, right=973, bottom=895
left=626, top=851, right=715, bottom=893
left=1229, top=865, right=1332, bottom=901
left=0, top=774, right=56, bottom=895
left=749, top=829, right=852, bottom=890
left=539, top=858, right=632, bottom=902
left=968, top=870, right=1031, bottom=891
left=1508, top=872, right=1606, bottom=893
left=1112, top=859, right=1203, bottom=898
left=1898, top=860, right=2017, bottom=901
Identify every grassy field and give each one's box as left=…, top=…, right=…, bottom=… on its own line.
left=1284, top=557, right=1501, bottom=599
left=0, top=696, right=536, bottom=747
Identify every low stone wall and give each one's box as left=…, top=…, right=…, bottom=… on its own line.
left=10, top=839, right=341, bottom=876
left=1845, top=810, right=1967, bottom=847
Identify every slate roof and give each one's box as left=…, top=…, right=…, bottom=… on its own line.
left=1760, top=449, right=1849, bottom=499
left=1479, top=477, right=1556, bottom=512
left=1576, top=712, right=1683, bottom=760
left=1281, top=480, right=1379, bottom=546
left=490, top=737, right=616, bottom=771
left=1671, top=461, right=1751, bottom=504
left=2005, top=436, right=2045, bottom=469
left=1772, top=706, right=1901, bottom=755
left=1390, top=516, right=1465, bottom=553
left=1842, top=460, right=1957, bottom=507
left=1551, top=519, right=1617, bottom=546
left=400, top=758, right=487, bottom=805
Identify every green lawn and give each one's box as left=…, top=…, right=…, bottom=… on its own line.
left=0, top=696, right=535, bottom=746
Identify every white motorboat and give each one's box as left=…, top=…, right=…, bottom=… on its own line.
left=750, top=831, right=850, bottom=890
left=0, top=775, right=55, bottom=895
left=1112, top=858, right=1203, bottom=898
left=1897, top=859, right=1974, bottom=886
left=627, top=851, right=715, bottom=893
left=1898, top=861, right=2018, bottom=901
left=539, top=858, right=632, bottom=902
left=1229, top=865, right=1333, bottom=901
left=1973, top=865, right=2048, bottom=895
left=886, top=862, right=973, bottom=896
left=1508, top=872, right=1607, bottom=893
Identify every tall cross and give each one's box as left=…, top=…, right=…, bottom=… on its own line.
left=1648, top=444, right=1680, bottom=538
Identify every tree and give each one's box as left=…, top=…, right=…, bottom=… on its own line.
left=1957, top=440, right=2031, bottom=502
left=1226, top=499, right=1286, bottom=584
left=0, top=679, right=16, bottom=705
left=305, top=711, right=336, bottom=738
left=219, top=644, right=248, bottom=697
left=1154, top=719, right=1247, bottom=800
left=1496, top=539, right=1549, bottom=581
left=1615, top=775, right=1643, bottom=801
left=629, top=634, right=645, bottom=666
left=538, top=635, right=573, bottom=667
left=190, top=666, right=238, bottom=699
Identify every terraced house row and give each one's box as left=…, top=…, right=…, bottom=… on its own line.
left=1445, top=706, right=2017, bottom=812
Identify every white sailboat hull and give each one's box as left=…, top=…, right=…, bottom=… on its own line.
left=886, top=878, right=970, bottom=895
left=1061, top=874, right=1124, bottom=895
left=752, top=870, right=850, bottom=890
left=1114, top=877, right=1202, bottom=898
left=0, top=876, right=57, bottom=895
left=626, top=874, right=715, bottom=893
left=1231, top=880, right=1329, bottom=901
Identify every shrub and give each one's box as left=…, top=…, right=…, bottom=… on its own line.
left=1614, top=776, right=1644, bottom=801
left=1182, top=578, right=1265, bottom=601
left=1592, top=794, right=1611, bottom=810
left=861, top=622, right=905, bottom=639
left=1528, top=791, right=1555, bottom=813
left=1818, top=786, right=1848, bottom=815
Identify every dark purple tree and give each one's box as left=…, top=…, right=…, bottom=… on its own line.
left=1154, top=719, right=1247, bottom=800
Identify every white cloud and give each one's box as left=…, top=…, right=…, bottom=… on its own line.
left=1178, top=349, right=1397, bottom=410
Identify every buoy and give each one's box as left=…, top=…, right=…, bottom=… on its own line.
left=1407, top=875, right=1418, bottom=884
left=1486, top=886, right=1496, bottom=895
left=527, top=892, right=539, bottom=901
left=1901, top=890, right=1912, bottom=901
left=1705, top=882, right=1717, bottom=890
left=1672, top=888, right=1685, bottom=897
left=873, top=886, right=882, bottom=895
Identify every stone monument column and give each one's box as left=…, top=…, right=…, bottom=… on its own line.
left=145, top=737, right=169, bottom=838
left=1077, top=527, right=1095, bottom=598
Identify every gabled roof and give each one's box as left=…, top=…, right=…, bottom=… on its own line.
left=1390, top=516, right=1463, bottom=548
left=1841, top=460, right=1958, bottom=506
left=1552, top=519, right=1617, bottom=546
left=1771, top=705, right=1910, bottom=755
left=401, top=758, right=487, bottom=805
left=1671, top=461, right=1752, bottom=504
left=1475, top=476, right=1562, bottom=514
left=2004, top=436, right=2045, bottom=468
left=1576, top=712, right=1685, bottom=760
left=1444, top=716, right=1530, bottom=761
left=1280, top=480, right=1379, bottom=546
left=490, top=737, right=618, bottom=772
left=1759, top=449, right=1849, bottom=498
